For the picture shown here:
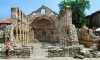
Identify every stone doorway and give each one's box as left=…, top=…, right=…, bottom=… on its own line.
left=32, top=16, right=54, bottom=42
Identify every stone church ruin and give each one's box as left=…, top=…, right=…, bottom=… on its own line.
left=0, top=5, right=100, bottom=59
left=7, top=5, right=78, bottom=46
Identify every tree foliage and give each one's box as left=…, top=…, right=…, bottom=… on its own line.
left=59, top=0, right=90, bottom=28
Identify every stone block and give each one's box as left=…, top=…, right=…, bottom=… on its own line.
left=73, top=54, right=84, bottom=59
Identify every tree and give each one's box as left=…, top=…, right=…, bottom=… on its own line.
left=59, top=0, right=90, bottom=28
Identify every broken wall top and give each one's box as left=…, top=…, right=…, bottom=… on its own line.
left=11, top=7, right=29, bottom=24
left=28, top=5, right=58, bottom=16
left=58, top=6, right=72, bottom=20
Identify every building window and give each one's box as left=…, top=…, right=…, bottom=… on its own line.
left=33, top=13, right=36, bottom=15
left=41, top=9, right=45, bottom=15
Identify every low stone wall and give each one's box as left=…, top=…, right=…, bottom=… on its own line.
left=79, top=39, right=100, bottom=47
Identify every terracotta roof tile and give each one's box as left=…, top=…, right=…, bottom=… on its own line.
left=0, top=18, right=11, bottom=24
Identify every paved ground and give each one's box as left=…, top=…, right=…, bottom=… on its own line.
left=0, top=42, right=100, bottom=60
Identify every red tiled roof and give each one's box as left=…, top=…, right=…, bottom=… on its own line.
left=0, top=18, right=11, bottom=24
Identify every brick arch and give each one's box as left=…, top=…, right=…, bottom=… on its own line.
left=31, top=16, right=55, bottom=42
left=31, top=16, right=54, bottom=29
left=32, top=16, right=54, bottom=24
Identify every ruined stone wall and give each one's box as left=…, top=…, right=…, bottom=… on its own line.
left=27, top=5, right=58, bottom=42
left=77, top=26, right=100, bottom=47
left=28, top=5, right=58, bottom=25
left=11, top=7, right=30, bottom=46
left=55, top=6, right=79, bottom=46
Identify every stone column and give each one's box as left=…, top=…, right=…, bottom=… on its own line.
left=62, top=17, right=65, bottom=46
left=22, top=24, right=24, bottom=45
left=64, top=14, right=67, bottom=46
left=25, top=25, right=27, bottom=44
left=23, top=26, right=24, bottom=44
left=23, top=25, right=25, bottom=45
left=25, top=27, right=27, bottom=44
left=24, top=25, right=26, bottom=45
left=16, top=25, right=18, bottom=44
left=61, top=18, right=62, bottom=45
left=26, top=27, right=28, bottom=43
left=26, top=31, right=27, bottom=44
left=64, top=35, right=67, bottom=46
left=10, top=24, right=15, bottom=46
left=20, top=21, right=23, bottom=45
left=18, top=10, right=22, bottom=45
left=17, top=21, right=20, bottom=44
left=65, top=11, right=67, bottom=46
left=19, top=22, right=21, bottom=43
left=27, top=18, right=30, bottom=43
left=26, top=31, right=28, bottom=44
left=23, top=24, right=25, bottom=45
left=64, top=11, right=66, bottom=26
left=22, top=13, right=25, bottom=45
left=27, top=31, right=29, bottom=43
left=11, top=7, right=19, bottom=45
left=59, top=36, right=62, bottom=45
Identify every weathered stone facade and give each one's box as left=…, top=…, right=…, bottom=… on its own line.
left=7, top=5, right=78, bottom=46
left=10, top=7, right=30, bottom=46
left=55, top=6, right=79, bottom=46
left=28, top=5, right=58, bottom=42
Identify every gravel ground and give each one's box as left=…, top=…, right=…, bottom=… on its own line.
left=0, top=42, right=100, bottom=60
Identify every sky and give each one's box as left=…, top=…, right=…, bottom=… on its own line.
left=0, top=0, right=100, bottom=19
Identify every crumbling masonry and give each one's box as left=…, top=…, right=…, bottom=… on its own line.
left=55, top=6, right=79, bottom=46
left=7, top=5, right=79, bottom=46
left=10, top=7, right=30, bottom=46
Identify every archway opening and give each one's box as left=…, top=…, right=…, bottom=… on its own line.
left=32, top=17, right=54, bottom=42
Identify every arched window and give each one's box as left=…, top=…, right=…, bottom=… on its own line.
left=33, top=13, right=36, bottom=15
left=50, top=13, right=54, bottom=15
left=41, top=9, right=45, bottom=15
